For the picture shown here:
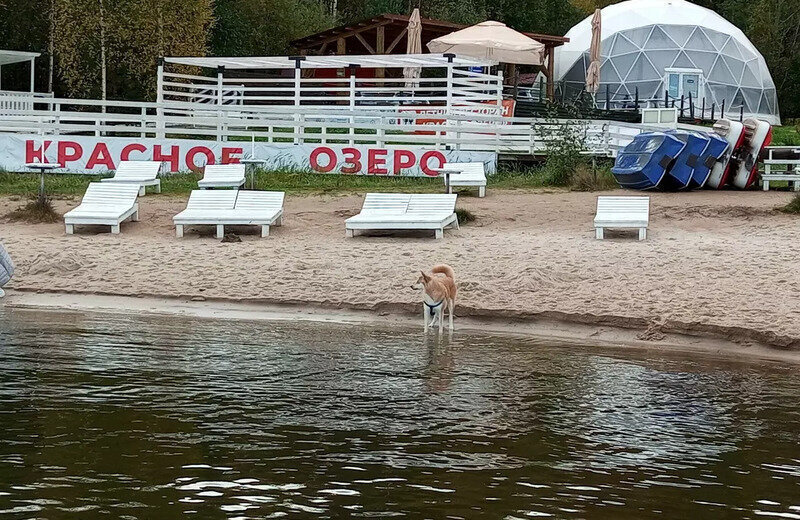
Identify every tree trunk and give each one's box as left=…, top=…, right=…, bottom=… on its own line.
left=99, top=0, right=107, bottom=108
left=48, top=0, right=54, bottom=93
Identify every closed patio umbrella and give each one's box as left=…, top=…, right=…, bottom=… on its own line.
left=403, top=8, right=422, bottom=89
left=427, top=20, right=545, bottom=66
left=585, top=9, right=602, bottom=93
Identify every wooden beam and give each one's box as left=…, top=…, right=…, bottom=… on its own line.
left=376, top=26, right=385, bottom=78
left=337, top=37, right=346, bottom=55
left=319, top=41, right=329, bottom=54
left=386, top=27, right=407, bottom=53
left=546, top=46, right=555, bottom=101
left=301, top=21, right=392, bottom=50
left=354, top=32, right=375, bottom=54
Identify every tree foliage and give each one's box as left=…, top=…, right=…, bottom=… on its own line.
left=1, top=0, right=800, bottom=117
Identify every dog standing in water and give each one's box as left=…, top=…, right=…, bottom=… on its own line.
left=411, top=264, right=457, bottom=333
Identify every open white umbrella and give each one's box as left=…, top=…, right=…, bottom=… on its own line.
left=585, top=9, right=602, bottom=93
left=427, top=20, right=545, bottom=65
left=403, top=8, right=422, bottom=89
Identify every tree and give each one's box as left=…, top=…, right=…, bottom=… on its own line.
left=212, top=0, right=333, bottom=57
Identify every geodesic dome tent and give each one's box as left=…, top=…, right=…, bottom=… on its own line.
left=555, top=0, right=780, bottom=124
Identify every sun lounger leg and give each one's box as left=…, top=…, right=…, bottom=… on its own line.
left=155, top=181, right=161, bottom=194
left=794, top=181, right=800, bottom=192
left=65, top=224, right=74, bottom=235
left=638, top=228, right=646, bottom=241
left=216, top=224, right=224, bottom=239
left=111, top=224, right=120, bottom=234
left=176, top=225, right=183, bottom=238
left=261, top=225, right=270, bottom=238
left=763, top=179, right=769, bottom=191
left=275, top=215, right=282, bottom=226
left=595, top=227, right=603, bottom=239
left=435, top=229, right=443, bottom=239
left=346, top=228, right=354, bottom=238
left=138, top=186, right=146, bottom=197
left=479, top=186, right=485, bottom=198
left=131, top=210, right=139, bottom=222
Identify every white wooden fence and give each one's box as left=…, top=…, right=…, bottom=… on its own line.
left=0, top=92, right=672, bottom=157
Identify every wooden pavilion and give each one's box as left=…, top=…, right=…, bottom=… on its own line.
left=290, top=14, right=569, bottom=100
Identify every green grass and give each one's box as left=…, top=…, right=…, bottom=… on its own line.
left=778, top=193, right=800, bottom=214
left=0, top=161, right=619, bottom=199
left=770, top=124, right=800, bottom=146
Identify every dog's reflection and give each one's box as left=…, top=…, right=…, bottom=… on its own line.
left=423, top=333, right=456, bottom=393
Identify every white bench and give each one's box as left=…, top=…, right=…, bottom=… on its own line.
left=100, top=161, right=162, bottom=195
left=345, top=193, right=459, bottom=239
left=197, top=164, right=246, bottom=189
left=762, top=147, right=800, bottom=191
left=432, top=162, right=487, bottom=197
left=64, top=183, right=141, bottom=234
left=594, top=196, right=649, bottom=240
left=174, top=190, right=284, bottom=238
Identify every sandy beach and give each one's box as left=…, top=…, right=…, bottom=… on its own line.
left=2, top=188, right=800, bottom=351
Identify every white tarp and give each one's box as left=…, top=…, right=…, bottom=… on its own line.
left=0, top=134, right=497, bottom=176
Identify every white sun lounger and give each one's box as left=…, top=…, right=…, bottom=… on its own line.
left=64, top=183, right=141, bottom=235
left=197, top=164, right=246, bottom=189
left=174, top=190, right=284, bottom=238
left=345, top=193, right=458, bottom=239
left=434, top=162, right=487, bottom=197
left=100, top=161, right=162, bottom=195
left=594, top=196, right=650, bottom=240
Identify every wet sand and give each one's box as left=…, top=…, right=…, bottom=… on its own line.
left=2, top=189, right=800, bottom=351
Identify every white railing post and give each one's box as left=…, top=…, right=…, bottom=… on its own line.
left=156, top=57, right=165, bottom=139
left=291, top=56, right=304, bottom=145
left=349, top=65, right=358, bottom=146
left=141, top=106, right=146, bottom=138
left=216, top=65, right=224, bottom=142
left=54, top=103, right=60, bottom=136
left=496, top=70, right=504, bottom=115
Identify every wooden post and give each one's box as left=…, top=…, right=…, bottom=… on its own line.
left=337, top=37, right=346, bottom=55
left=29, top=58, right=35, bottom=92
left=376, top=26, right=385, bottom=79
left=680, top=94, right=685, bottom=118
left=711, top=103, right=715, bottom=121
left=688, top=92, right=693, bottom=119
left=546, top=46, right=555, bottom=101
left=701, top=97, right=705, bottom=121
left=721, top=99, right=725, bottom=119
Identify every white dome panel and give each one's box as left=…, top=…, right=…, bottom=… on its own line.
left=555, top=0, right=780, bottom=124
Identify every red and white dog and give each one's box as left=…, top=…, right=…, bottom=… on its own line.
left=411, top=264, right=457, bottom=333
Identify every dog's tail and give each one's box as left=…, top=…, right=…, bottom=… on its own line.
left=431, top=264, right=455, bottom=281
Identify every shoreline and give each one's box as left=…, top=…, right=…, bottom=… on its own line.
left=3, top=190, right=800, bottom=363
left=5, top=288, right=800, bottom=364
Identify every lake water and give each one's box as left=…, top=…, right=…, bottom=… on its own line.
left=1, top=308, right=799, bottom=519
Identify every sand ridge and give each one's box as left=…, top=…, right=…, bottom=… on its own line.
left=2, top=189, right=799, bottom=349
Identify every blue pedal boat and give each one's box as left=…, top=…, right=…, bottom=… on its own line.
left=696, top=133, right=729, bottom=187
left=663, top=131, right=711, bottom=190
left=611, top=132, right=686, bottom=190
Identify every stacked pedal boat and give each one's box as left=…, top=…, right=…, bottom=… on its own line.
left=612, top=118, right=772, bottom=190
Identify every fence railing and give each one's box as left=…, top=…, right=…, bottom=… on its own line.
left=0, top=90, right=55, bottom=114
left=0, top=93, right=678, bottom=157
left=161, top=69, right=504, bottom=116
